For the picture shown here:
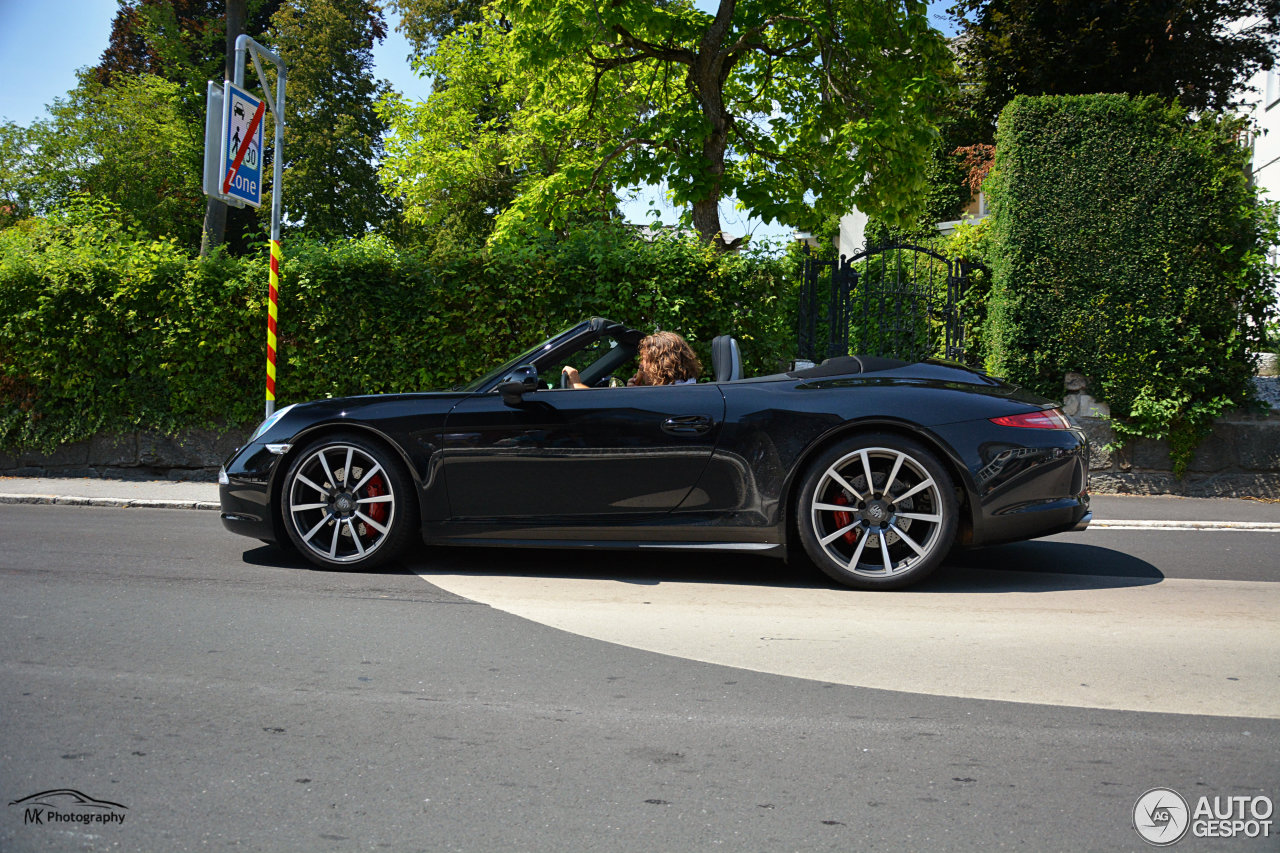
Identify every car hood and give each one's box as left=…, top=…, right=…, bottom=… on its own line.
left=284, top=391, right=470, bottom=418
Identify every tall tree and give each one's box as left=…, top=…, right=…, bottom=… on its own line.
left=0, top=72, right=205, bottom=243
left=386, top=0, right=488, bottom=57
left=378, top=16, right=630, bottom=247
left=0, top=122, right=39, bottom=227
left=96, top=0, right=222, bottom=95
left=94, top=0, right=283, bottom=117
left=94, top=0, right=282, bottom=252
left=267, top=0, right=395, bottom=238
left=949, top=0, right=1280, bottom=131
left=379, top=3, right=523, bottom=250
left=203, top=0, right=247, bottom=255
left=384, top=0, right=953, bottom=248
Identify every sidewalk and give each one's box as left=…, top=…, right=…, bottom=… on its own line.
left=1089, top=493, right=1280, bottom=524
left=2, top=475, right=1279, bottom=525
left=0, top=475, right=220, bottom=510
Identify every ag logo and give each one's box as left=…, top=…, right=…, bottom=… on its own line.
left=1134, top=788, right=1190, bottom=846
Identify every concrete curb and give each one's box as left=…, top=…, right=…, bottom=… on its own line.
left=1090, top=519, right=1280, bottom=531
left=0, top=493, right=221, bottom=511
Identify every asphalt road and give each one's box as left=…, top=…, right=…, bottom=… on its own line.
left=1, top=504, right=1277, bottom=852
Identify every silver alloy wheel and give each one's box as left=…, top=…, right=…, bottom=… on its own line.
left=808, top=445, right=946, bottom=578
left=285, top=443, right=397, bottom=564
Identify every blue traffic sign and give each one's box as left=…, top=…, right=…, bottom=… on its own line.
left=221, top=82, right=265, bottom=208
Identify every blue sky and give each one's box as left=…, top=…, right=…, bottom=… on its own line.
left=0, top=0, right=422, bottom=125
left=0, top=0, right=957, bottom=241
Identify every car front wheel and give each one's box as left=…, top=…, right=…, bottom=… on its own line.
left=797, top=434, right=958, bottom=590
left=280, top=434, right=417, bottom=570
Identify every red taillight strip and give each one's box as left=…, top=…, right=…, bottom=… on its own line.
left=989, top=408, right=1072, bottom=429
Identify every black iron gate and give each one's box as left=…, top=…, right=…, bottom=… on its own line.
left=798, top=243, right=969, bottom=365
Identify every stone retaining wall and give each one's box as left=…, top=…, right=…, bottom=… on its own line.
left=1073, top=415, right=1280, bottom=498
left=0, top=429, right=244, bottom=482
left=1066, top=397, right=1280, bottom=499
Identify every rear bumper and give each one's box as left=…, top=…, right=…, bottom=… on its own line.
left=974, top=493, right=1092, bottom=546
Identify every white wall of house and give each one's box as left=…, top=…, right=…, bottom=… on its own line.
left=1244, top=62, right=1280, bottom=301
left=837, top=197, right=986, bottom=255
left=837, top=209, right=869, bottom=259
left=1245, top=59, right=1280, bottom=198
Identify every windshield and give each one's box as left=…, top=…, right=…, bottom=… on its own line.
left=461, top=321, right=595, bottom=392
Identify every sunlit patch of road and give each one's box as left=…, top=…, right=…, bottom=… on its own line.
left=418, top=563, right=1280, bottom=719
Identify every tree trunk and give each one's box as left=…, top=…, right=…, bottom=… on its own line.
left=689, top=95, right=729, bottom=247
left=200, top=0, right=247, bottom=257
left=686, top=0, right=736, bottom=250
left=691, top=197, right=724, bottom=247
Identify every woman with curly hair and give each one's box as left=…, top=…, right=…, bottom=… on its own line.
left=628, top=331, right=702, bottom=386
left=561, top=330, right=701, bottom=388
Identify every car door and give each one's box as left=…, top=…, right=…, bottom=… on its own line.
left=441, top=383, right=726, bottom=524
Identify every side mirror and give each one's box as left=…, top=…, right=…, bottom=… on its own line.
left=498, top=364, right=539, bottom=406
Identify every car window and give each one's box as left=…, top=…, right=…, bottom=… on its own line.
left=462, top=320, right=594, bottom=392
left=542, top=336, right=638, bottom=389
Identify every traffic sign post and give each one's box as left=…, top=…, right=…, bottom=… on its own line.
left=220, top=81, right=265, bottom=208
left=202, top=35, right=286, bottom=419
left=202, top=83, right=241, bottom=207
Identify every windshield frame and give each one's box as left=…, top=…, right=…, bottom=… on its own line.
left=462, top=319, right=639, bottom=393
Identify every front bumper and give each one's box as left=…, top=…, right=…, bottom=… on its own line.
left=220, top=482, right=276, bottom=541
left=218, top=443, right=287, bottom=542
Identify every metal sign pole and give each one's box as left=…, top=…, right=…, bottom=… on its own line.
left=233, top=35, right=286, bottom=419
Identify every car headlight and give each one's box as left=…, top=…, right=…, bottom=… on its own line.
left=250, top=403, right=297, bottom=441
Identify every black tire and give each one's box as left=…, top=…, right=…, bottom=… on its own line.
left=796, top=433, right=958, bottom=590
left=279, top=432, right=417, bottom=570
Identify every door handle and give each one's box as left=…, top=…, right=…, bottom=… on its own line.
left=661, top=415, right=714, bottom=435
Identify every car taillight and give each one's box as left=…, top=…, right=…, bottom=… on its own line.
left=989, top=408, right=1072, bottom=429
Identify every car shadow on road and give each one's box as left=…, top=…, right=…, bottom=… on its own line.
left=406, top=539, right=1164, bottom=594
left=922, top=540, right=1165, bottom=593
left=407, top=545, right=820, bottom=588
left=238, top=544, right=418, bottom=577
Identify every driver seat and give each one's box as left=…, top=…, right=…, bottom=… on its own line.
left=711, top=335, right=743, bottom=382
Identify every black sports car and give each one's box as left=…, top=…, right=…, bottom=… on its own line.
left=219, top=317, right=1091, bottom=589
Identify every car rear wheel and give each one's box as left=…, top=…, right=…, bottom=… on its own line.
left=797, top=434, right=958, bottom=590
left=280, top=433, right=417, bottom=570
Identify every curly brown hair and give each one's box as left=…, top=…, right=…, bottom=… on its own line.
left=632, top=331, right=702, bottom=386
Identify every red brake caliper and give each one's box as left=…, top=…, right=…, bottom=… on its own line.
left=365, top=475, right=388, bottom=526
left=831, top=493, right=859, bottom=544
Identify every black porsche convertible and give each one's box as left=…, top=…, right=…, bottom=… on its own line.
left=219, top=317, right=1091, bottom=589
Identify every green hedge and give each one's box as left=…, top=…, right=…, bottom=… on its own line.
left=0, top=205, right=795, bottom=450
left=0, top=202, right=268, bottom=446
left=985, top=94, right=1277, bottom=473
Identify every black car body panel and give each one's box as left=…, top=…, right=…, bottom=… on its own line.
left=220, top=319, right=1090, bottom=580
